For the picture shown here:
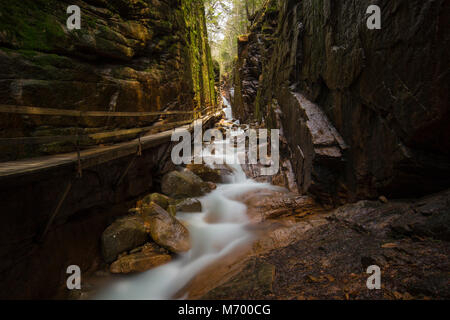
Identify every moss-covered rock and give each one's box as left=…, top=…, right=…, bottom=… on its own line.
left=0, top=0, right=216, bottom=161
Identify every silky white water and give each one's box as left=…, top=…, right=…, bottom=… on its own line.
left=223, top=96, right=233, bottom=120
left=95, top=101, right=275, bottom=300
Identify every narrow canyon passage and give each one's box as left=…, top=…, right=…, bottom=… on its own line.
left=76, top=96, right=321, bottom=300
left=0, top=0, right=448, bottom=301
left=84, top=96, right=449, bottom=300
left=93, top=98, right=282, bottom=299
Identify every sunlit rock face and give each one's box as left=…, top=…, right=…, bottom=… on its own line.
left=234, top=0, right=450, bottom=204
left=0, top=0, right=216, bottom=161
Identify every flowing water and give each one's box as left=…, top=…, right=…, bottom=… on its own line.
left=223, top=96, right=233, bottom=120
left=95, top=98, right=275, bottom=300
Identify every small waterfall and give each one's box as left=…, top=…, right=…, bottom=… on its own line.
left=222, top=96, right=233, bottom=120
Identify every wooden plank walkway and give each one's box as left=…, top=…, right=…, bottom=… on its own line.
left=0, top=104, right=196, bottom=117
left=0, top=119, right=193, bottom=145
left=0, top=112, right=219, bottom=181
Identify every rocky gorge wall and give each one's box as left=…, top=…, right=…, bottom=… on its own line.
left=0, top=0, right=218, bottom=299
left=234, top=0, right=450, bottom=204
left=0, top=0, right=216, bottom=161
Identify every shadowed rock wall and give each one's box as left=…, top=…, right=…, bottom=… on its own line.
left=234, top=0, right=450, bottom=203
left=0, top=0, right=217, bottom=299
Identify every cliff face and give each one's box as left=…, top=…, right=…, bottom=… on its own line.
left=0, top=0, right=218, bottom=299
left=234, top=0, right=450, bottom=204
left=0, top=0, right=216, bottom=160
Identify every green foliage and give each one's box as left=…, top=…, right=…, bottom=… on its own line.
left=203, top=0, right=265, bottom=77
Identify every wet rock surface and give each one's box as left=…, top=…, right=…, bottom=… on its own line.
left=161, top=170, right=214, bottom=199
left=237, top=189, right=324, bottom=222
left=202, top=258, right=276, bottom=299
left=176, top=198, right=202, bottom=213
left=202, top=189, right=450, bottom=300
left=141, top=203, right=191, bottom=253
left=101, top=215, right=149, bottom=264
left=140, top=193, right=172, bottom=210
left=186, top=164, right=223, bottom=183
left=110, top=242, right=171, bottom=274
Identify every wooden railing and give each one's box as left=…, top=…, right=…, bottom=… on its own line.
left=0, top=104, right=220, bottom=146
left=0, top=103, right=223, bottom=243
left=0, top=105, right=197, bottom=117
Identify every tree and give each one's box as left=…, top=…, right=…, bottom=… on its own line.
left=204, top=0, right=266, bottom=76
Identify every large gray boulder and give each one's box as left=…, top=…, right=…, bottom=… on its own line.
left=161, top=170, right=214, bottom=199
left=141, top=203, right=191, bottom=253
left=101, top=215, right=149, bottom=263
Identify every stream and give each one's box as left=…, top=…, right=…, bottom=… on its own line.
left=95, top=97, right=277, bottom=299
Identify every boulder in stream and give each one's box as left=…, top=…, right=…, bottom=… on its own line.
left=161, top=170, right=214, bottom=199
left=141, top=203, right=191, bottom=253
left=186, top=164, right=222, bottom=183
left=110, top=242, right=172, bottom=274
left=101, top=215, right=149, bottom=263
left=139, top=192, right=173, bottom=210
left=176, top=198, right=202, bottom=213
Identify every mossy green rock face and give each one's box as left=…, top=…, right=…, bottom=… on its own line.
left=0, top=0, right=216, bottom=161
left=167, top=204, right=177, bottom=217
left=161, top=170, right=213, bottom=199
left=101, top=215, right=149, bottom=263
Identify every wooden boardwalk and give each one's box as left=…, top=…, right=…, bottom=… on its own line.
left=0, top=112, right=219, bottom=181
